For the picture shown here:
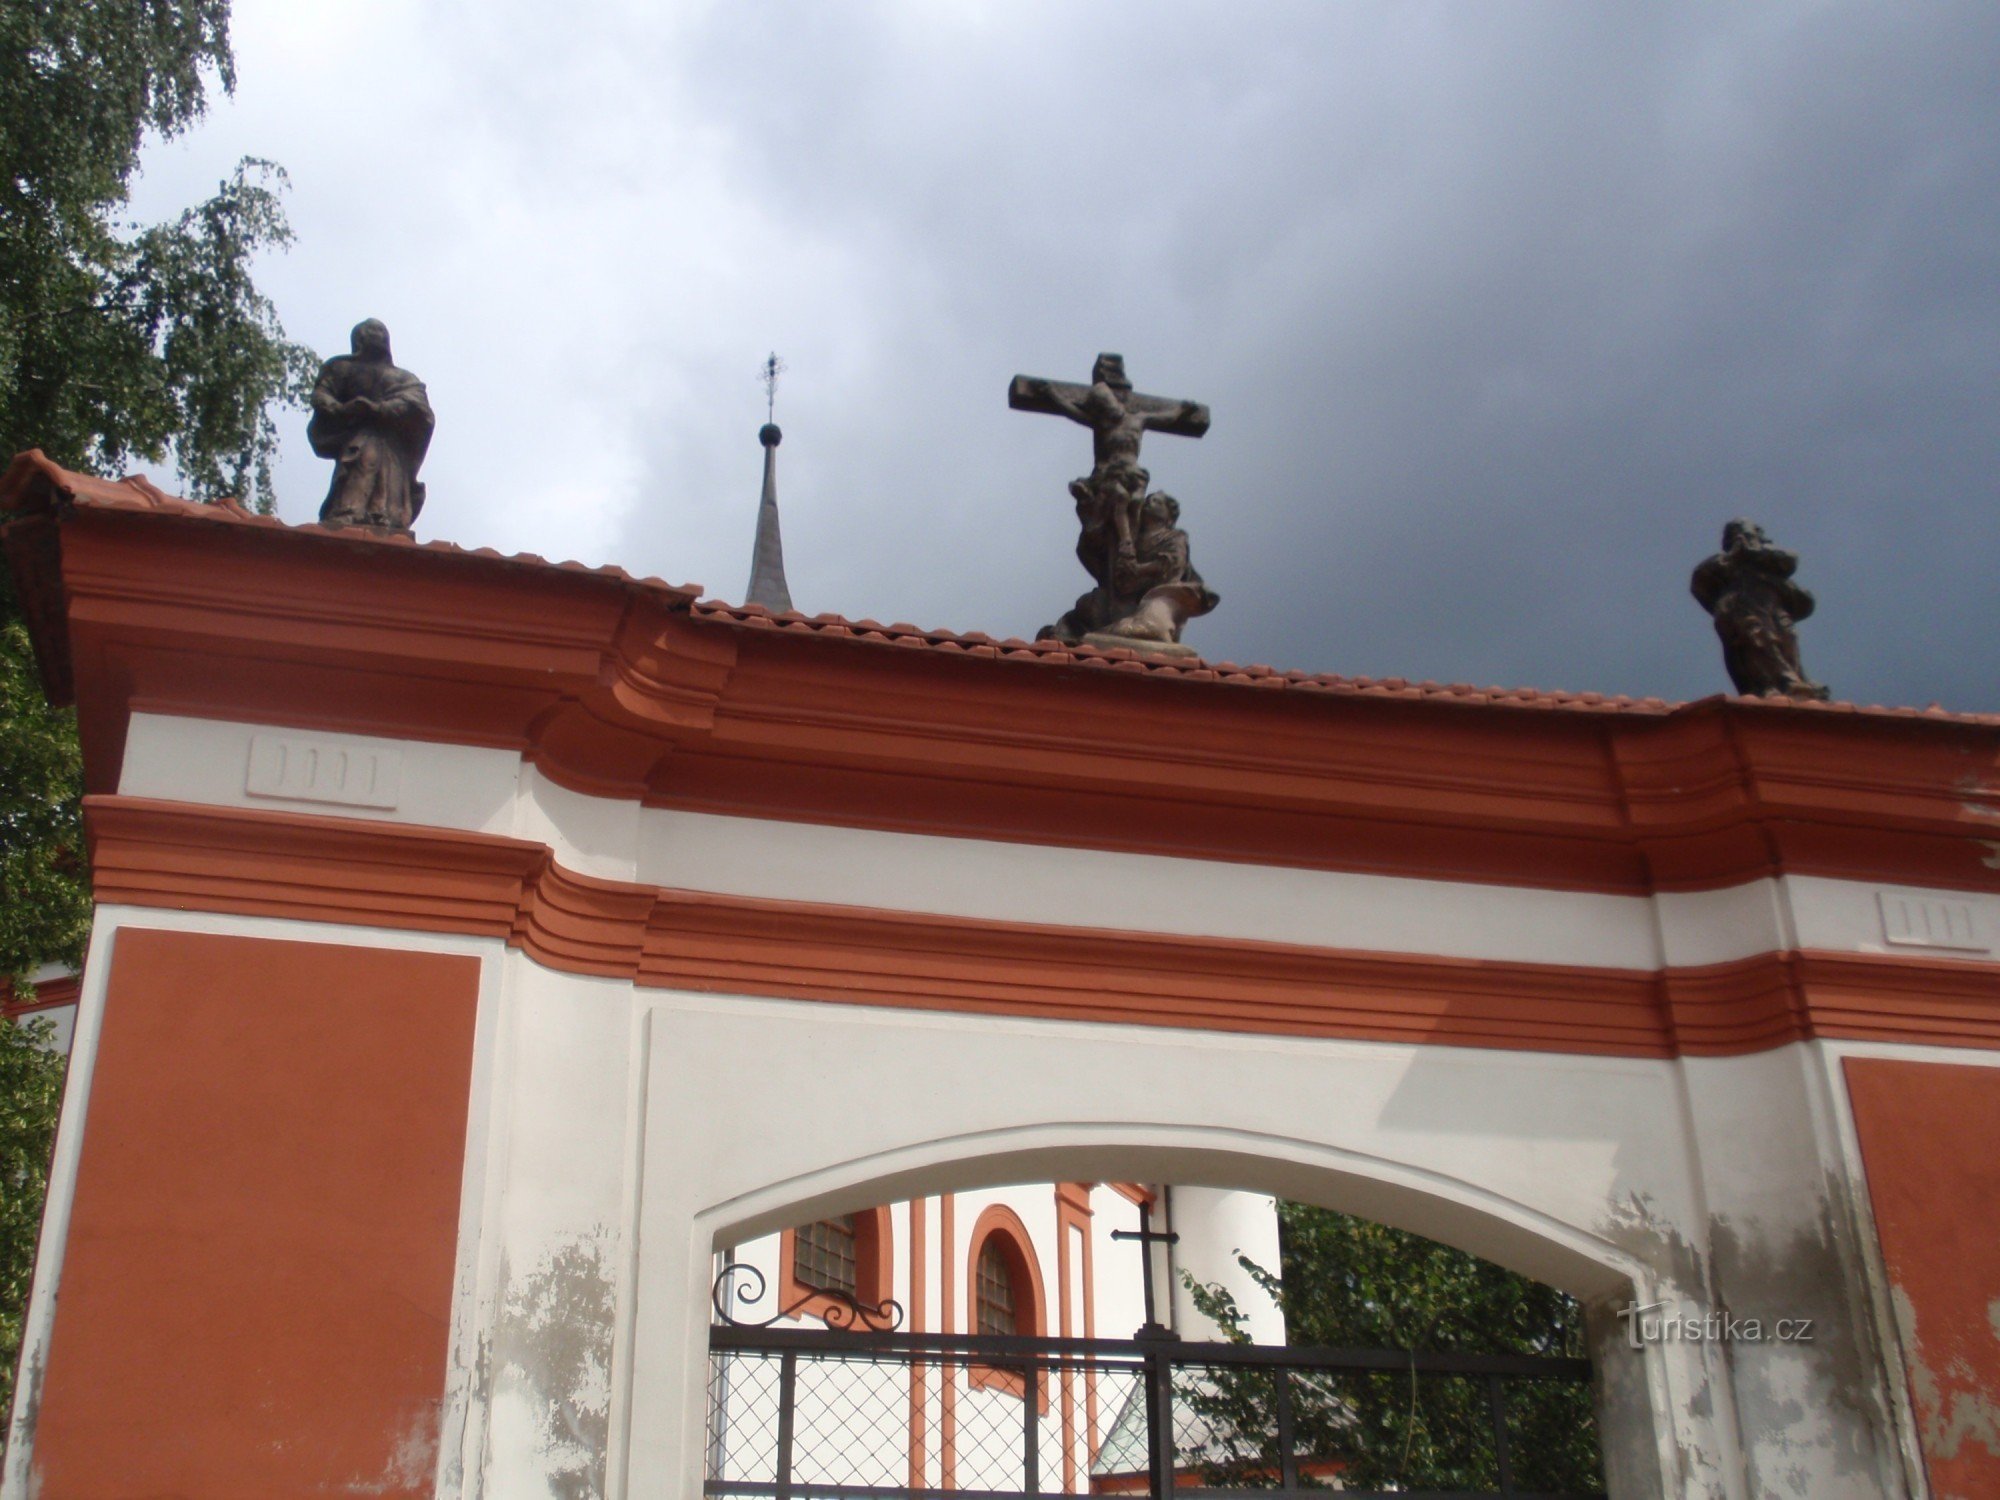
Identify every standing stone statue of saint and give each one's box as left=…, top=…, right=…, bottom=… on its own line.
left=1010, top=353, right=1217, bottom=654
left=1690, top=519, right=1830, bottom=700
left=309, top=319, right=434, bottom=535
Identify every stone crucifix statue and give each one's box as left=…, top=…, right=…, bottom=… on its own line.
left=1009, top=353, right=1218, bottom=654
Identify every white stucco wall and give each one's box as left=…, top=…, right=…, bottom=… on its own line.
left=15, top=713, right=1993, bottom=1499
left=112, top=713, right=2000, bottom=974
left=23, top=903, right=1932, bottom=1500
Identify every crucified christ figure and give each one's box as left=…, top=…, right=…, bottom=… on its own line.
left=1011, top=353, right=1207, bottom=551
left=1009, top=353, right=1218, bottom=652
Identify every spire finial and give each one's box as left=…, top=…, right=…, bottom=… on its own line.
left=760, top=351, right=785, bottom=424
left=746, top=353, right=794, bottom=612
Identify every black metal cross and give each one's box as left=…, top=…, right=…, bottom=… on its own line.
left=759, top=351, right=785, bottom=423
left=1109, top=1200, right=1180, bottom=1341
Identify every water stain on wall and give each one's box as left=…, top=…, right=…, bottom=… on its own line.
left=1717, top=1171, right=1898, bottom=1490
left=493, top=1236, right=617, bottom=1500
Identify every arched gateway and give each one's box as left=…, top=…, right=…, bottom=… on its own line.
left=4, top=450, right=1999, bottom=1498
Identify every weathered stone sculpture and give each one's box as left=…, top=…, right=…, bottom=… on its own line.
left=1010, top=354, right=1217, bottom=653
left=1043, top=490, right=1218, bottom=648
left=1690, top=519, right=1829, bottom=700
left=309, top=319, right=434, bottom=535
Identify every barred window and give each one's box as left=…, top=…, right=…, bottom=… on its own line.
left=794, top=1215, right=859, bottom=1297
left=975, top=1238, right=1017, bottom=1335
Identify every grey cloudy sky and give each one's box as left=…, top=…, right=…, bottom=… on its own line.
left=127, top=1, right=1999, bottom=709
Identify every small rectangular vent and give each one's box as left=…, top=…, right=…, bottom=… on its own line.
left=245, top=735, right=402, bottom=810
left=1876, top=891, right=1988, bottom=953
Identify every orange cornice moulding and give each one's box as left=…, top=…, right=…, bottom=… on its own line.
left=9, top=450, right=2000, bottom=900
left=1, top=972, right=82, bottom=1017
left=82, top=796, right=2000, bottom=1060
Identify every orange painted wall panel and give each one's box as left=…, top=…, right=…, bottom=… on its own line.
left=30, top=928, right=480, bottom=1498
left=1845, top=1057, right=2000, bottom=1498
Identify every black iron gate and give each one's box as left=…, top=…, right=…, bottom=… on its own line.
left=705, top=1322, right=1607, bottom=1499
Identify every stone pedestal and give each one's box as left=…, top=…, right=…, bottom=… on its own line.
left=1079, top=630, right=1202, bottom=660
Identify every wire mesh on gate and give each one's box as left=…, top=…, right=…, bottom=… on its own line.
left=708, top=1337, right=1146, bottom=1497
left=706, top=1325, right=1607, bottom=1499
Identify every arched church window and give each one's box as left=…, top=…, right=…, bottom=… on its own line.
left=795, top=1215, right=858, bottom=1297
left=975, top=1237, right=1017, bottom=1334
left=779, top=1206, right=893, bottom=1325
left=964, top=1205, right=1047, bottom=1407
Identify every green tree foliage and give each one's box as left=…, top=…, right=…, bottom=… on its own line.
left=0, top=0, right=314, bottom=1442
left=1181, top=1202, right=1605, bottom=1493
left=0, top=1, right=316, bottom=501
left=0, top=1016, right=65, bottom=1445
left=0, top=622, right=90, bottom=987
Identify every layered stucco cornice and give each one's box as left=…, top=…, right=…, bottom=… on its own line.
left=71, top=793, right=2000, bottom=1058
left=6, top=448, right=2000, bottom=901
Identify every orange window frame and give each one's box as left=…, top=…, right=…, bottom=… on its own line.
left=779, top=1206, right=896, bottom=1325
left=964, top=1204, right=1049, bottom=1410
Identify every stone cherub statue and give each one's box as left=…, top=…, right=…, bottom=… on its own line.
left=1009, top=353, right=1217, bottom=653
left=309, top=318, right=434, bottom=535
left=1690, top=519, right=1830, bottom=700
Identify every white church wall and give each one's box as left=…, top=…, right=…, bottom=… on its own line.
left=118, top=712, right=524, bottom=840
left=1083, top=1190, right=1150, bottom=1344
left=631, top=804, right=1671, bottom=969
left=2, top=962, right=78, bottom=1053
left=19, top=1003, right=74, bottom=1054
left=1167, top=1187, right=1285, bottom=1345
left=616, top=982, right=1964, bottom=1497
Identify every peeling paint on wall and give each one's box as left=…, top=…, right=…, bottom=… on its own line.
left=1590, top=1193, right=1731, bottom=1500
left=491, top=1236, right=617, bottom=1500
left=1587, top=1176, right=1906, bottom=1498
left=11, top=1347, right=42, bottom=1499
left=1583, top=1296, right=1668, bottom=1500
left=1846, top=1056, right=2000, bottom=1499
left=1892, top=1287, right=2000, bottom=1470
left=1595, top=1193, right=1710, bottom=1307
left=341, top=1405, right=441, bottom=1494
left=1704, top=1171, right=1893, bottom=1492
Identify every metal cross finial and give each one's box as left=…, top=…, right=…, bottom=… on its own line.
left=1110, top=1199, right=1181, bottom=1341
left=760, top=352, right=786, bottom=423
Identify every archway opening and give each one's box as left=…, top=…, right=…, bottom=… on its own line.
left=705, top=1156, right=1629, bottom=1499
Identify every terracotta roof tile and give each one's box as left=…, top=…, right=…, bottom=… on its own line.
left=0, top=449, right=703, bottom=602
left=7, top=451, right=1994, bottom=729
left=686, top=599, right=2000, bottom=726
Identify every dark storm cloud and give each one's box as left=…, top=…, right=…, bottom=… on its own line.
left=138, top=2, right=1999, bottom=709
left=625, top=2, right=2000, bottom=708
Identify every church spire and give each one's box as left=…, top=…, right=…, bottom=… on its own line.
left=745, top=353, right=794, bottom=613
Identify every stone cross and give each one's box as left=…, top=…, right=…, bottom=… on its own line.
left=1007, top=353, right=1210, bottom=476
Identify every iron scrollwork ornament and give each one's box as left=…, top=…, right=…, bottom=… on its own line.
left=712, top=1259, right=905, bottom=1332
